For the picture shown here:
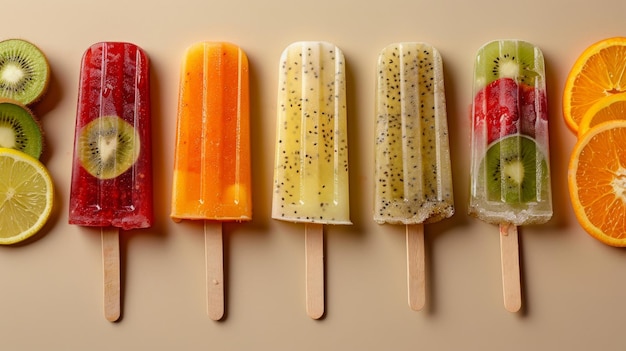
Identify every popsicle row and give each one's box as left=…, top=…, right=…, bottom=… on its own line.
left=64, top=40, right=551, bottom=321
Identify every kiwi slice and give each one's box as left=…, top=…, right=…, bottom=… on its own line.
left=0, top=99, right=43, bottom=158
left=482, top=135, right=548, bottom=203
left=476, top=40, right=542, bottom=87
left=0, top=39, right=50, bottom=105
left=78, top=116, right=140, bottom=179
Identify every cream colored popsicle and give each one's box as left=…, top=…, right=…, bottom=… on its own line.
left=171, top=42, right=251, bottom=320
left=272, top=41, right=351, bottom=319
left=469, top=39, right=552, bottom=312
left=374, top=42, right=453, bottom=310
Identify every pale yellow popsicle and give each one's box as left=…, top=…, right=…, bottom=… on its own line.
left=272, top=41, right=350, bottom=225
left=271, top=41, right=350, bottom=319
left=374, top=42, right=453, bottom=311
left=374, top=42, right=454, bottom=225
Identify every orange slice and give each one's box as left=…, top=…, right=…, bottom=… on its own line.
left=578, top=93, right=626, bottom=137
left=563, top=37, right=626, bottom=134
left=568, top=120, right=626, bottom=246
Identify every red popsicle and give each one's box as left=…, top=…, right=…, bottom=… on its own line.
left=69, top=42, right=152, bottom=321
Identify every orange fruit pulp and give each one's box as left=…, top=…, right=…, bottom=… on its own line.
left=563, top=37, right=626, bottom=134
left=568, top=120, right=626, bottom=246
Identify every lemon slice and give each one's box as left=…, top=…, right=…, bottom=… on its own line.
left=0, top=147, right=53, bottom=244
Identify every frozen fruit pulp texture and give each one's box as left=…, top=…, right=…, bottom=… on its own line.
left=271, top=41, right=351, bottom=224
left=171, top=42, right=251, bottom=221
left=373, top=42, right=454, bottom=225
left=469, top=40, right=552, bottom=225
left=473, top=78, right=548, bottom=144
left=69, top=42, right=153, bottom=230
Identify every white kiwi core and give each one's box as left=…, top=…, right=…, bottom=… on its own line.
left=503, top=160, right=525, bottom=184
left=0, top=126, right=16, bottom=148
left=98, top=134, right=119, bottom=164
left=1, top=63, right=25, bottom=84
left=499, top=61, right=520, bottom=79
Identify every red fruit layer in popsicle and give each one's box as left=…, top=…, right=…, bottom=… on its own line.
left=473, top=77, right=547, bottom=145
left=69, top=42, right=153, bottom=230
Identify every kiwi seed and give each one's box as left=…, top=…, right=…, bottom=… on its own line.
left=0, top=39, right=50, bottom=105
left=476, top=40, right=542, bottom=87
left=482, top=135, right=548, bottom=204
left=78, top=115, right=140, bottom=179
left=0, top=99, right=43, bottom=159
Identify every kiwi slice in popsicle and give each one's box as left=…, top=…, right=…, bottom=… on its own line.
left=0, top=39, right=50, bottom=105
left=483, top=135, right=548, bottom=203
left=476, top=40, right=542, bottom=87
left=78, top=116, right=140, bottom=179
left=0, top=99, right=43, bottom=159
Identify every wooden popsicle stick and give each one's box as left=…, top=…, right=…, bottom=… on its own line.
left=305, top=223, right=324, bottom=319
left=102, top=227, right=121, bottom=322
left=205, top=221, right=224, bottom=320
left=500, top=223, right=521, bottom=312
left=406, top=223, right=426, bottom=311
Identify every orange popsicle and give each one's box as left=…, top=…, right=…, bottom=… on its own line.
left=171, top=42, right=251, bottom=221
left=171, top=42, right=251, bottom=320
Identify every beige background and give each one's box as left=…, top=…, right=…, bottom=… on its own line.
left=2, top=0, right=625, bottom=349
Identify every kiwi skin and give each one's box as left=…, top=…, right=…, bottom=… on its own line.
left=0, top=98, right=44, bottom=159
left=483, top=135, right=547, bottom=204
left=0, top=39, right=50, bottom=105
